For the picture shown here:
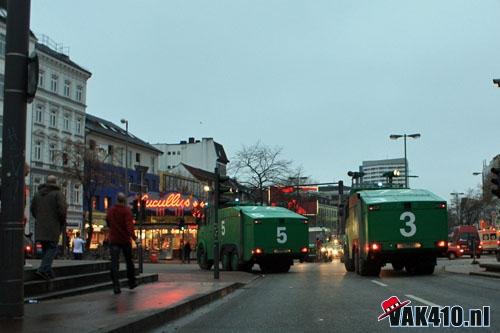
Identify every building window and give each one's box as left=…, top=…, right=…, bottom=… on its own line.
left=127, top=151, right=132, bottom=168
left=38, top=70, right=44, bottom=88
left=49, top=143, right=57, bottom=163
left=76, top=85, right=83, bottom=102
left=64, top=80, right=71, bottom=97
left=50, top=74, right=58, bottom=93
left=63, top=113, right=70, bottom=130
left=136, top=153, right=140, bottom=163
left=167, top=152, right=171, bottom=155
left=76, top=117, right=82, bottom=134
left=73, top=184, right=81, bottom=205
left=35, top=104, right=44, bottom=123
left=103, top=197, right=112, bottom=210
left=34, top=141, right=42, bottom=160
left=49, top=109, right=57, bottom=128
left=0, top=33, right=5, bottom=56
left=0, top=74, right=4, bottom=99
left=62, top=152, right=69, bottom=166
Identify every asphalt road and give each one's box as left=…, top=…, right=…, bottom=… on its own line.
left=152, top=260, right=499, bottom=333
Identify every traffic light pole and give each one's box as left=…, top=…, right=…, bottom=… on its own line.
left=0, top=0, right=32, bottom=318
left=213, top=167, right=220, bottom=279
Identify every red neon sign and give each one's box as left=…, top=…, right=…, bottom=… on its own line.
left=142, top=193, right=206, bottom=210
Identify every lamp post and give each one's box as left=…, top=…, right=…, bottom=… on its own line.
left=450, top=192, right=465, bottom=225
left=389, top=133, right=421, bottom=188
left=472, top=172, right=484, bottom=199
left=121, top=119, right=128, bottom=196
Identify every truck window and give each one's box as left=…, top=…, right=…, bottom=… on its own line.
left=483, top=234, right=490, bottom=241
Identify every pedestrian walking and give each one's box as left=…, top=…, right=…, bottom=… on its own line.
left=183, top=241, right=192, bottom=264
left=30, top=175, right=67, bottom=280
left=72, top=232, right=85, bottom=260
left=106, top=192, right=138, bottom=294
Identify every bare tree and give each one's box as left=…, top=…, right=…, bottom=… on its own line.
left=60, top=140, right=124, bottom=249
left=231, top=141, right=291, bottom=204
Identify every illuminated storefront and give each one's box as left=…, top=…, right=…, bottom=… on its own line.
left=133, top=192, right=207, bottom=259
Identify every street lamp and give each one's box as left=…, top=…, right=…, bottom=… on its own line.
left=472, top=172, right=484, bottom=198
left=121, top=119, right=129, bottom=196
left=450, top=192, right=465, bottom=225
left=389, top=133, right=421, bottom=188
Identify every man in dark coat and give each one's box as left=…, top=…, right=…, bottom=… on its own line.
left=30, top=175, right=67, bottom=280
left=106, top=192, right=138, bottom=294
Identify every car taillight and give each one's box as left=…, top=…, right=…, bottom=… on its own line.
left=252, top=248, right=263, bottom=255
left=300, top=247, right=308, bottom=253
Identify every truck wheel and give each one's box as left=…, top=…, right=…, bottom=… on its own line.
left=222, top=250, right=232, bottom=271
left=344, top=252, right=355, bottom=272
left=354, top=248, right=360, bottom=274
left=448, top=252, right=456, bottom=260
left=230, top=251, right=240, bottom=271
left=275, top=262, right=291, bottom=273
left=197, top=245, right=211, bottom=270
left=418, top=263, right=435, bottom=275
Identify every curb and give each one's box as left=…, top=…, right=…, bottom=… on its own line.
left=470, top=272, right=500, bottom=279
left=104, top=282, right=244, bottom=333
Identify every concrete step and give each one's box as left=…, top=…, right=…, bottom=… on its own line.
left=470, top=271, right=500, bottom=279
left=479, top=263, right=500, bottom=272
left=25, top=273, right=159, bottom=301
left=24, top=261, right=110, bottom=282
left=25, top=268, right=139, bottom=297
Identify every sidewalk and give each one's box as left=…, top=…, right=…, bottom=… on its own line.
left=1, top=261, right=261, bottom=333
left=437, top=256, right=500, bottom=278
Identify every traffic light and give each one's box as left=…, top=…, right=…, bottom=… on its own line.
left=215, top=173, right=232, bottom=208
left=338, top=180, right=344, bottom=196
left=491, top=168, right=500, bottom=198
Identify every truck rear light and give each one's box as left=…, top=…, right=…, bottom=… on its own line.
left=366, top=242, right=381, bottom=252
left=368, top=205, right=379, bottom=211
left=437, top=203, right=446, bottom=209
left=253, top=220, right=261, bottom=224
left=435, top=240, right=447, bottom=248
left=303, top=220, right=308, bottom=224
left=300, top=247, right=308, bottom=253
left=252, top=248, right=264, bottom=255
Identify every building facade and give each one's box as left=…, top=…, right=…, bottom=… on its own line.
left=85, top=113, right=161, bottom=248
left=154, top=137, right=229, bottom=175
left=360, top=158, right=406, bottom=187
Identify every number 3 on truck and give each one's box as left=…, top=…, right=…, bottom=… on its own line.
left=400, top=212, right=416, bottom=237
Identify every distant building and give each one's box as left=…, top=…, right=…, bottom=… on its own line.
left=360, top=158, right=406, bottom=187
left=154, top=137, right=229, bottom=175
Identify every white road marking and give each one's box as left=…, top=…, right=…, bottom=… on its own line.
left=371, top=280, right=388, bottom=287
left=405, top=294, right=441, bottom=307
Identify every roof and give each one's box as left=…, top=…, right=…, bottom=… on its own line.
left=85, top=114, right=163, bottom=154
left=181, top=163, right=216, bottom=182
left=362, top=158, right=405, bottom=167
left=359, top=189, right=445, bottom=205
left=237, top=206, right=306, bottom=219
left=214, top=142, right=229, bottom=164
left=36, top=43, right=92, bottom=76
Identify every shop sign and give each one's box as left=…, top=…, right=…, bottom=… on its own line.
left=142, top=192, right=206, bottom=211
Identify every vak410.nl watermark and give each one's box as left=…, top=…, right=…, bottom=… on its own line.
left=378, top=296, right=490, bottom=328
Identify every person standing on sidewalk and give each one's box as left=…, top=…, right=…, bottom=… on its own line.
left=72, top=232, right=85, bottom=260
left=30, top=175, right=67, bottom=280
left=106, top=192, right=138, bottom=294
left=183, top=241, right=192, bottom=264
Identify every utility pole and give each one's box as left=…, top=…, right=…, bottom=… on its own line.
left=0, top=0, right=32, bottom=318
left=135, top=165, right=148, bottom=274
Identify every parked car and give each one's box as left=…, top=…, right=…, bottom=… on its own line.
left=449, top=226, right=482, bottom=259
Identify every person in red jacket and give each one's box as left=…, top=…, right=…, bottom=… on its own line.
left=106, top=192, right=138, bottom=294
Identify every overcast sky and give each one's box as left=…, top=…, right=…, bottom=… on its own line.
left=30, top=0, right=500, bottom=201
